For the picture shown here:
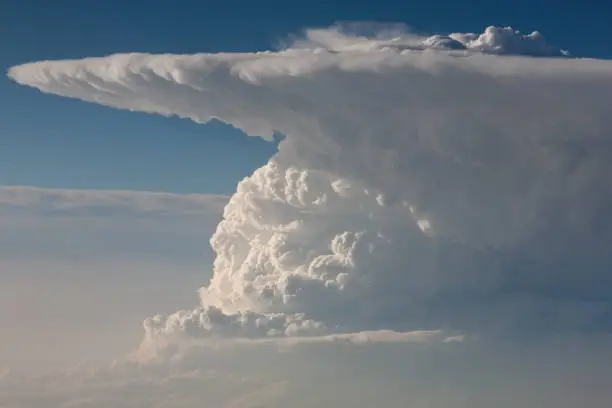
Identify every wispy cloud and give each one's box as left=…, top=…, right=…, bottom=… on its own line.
left=0, top=185, right=228, bottom=217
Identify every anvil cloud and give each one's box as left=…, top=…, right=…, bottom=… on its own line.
left=8, top=24, right=612, bottom=346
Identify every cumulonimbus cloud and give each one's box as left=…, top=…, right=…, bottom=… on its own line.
left=8, top=25, right=612, bottom=346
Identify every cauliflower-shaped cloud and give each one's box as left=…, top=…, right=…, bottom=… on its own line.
left=8, top=25, right=612, bottom=346
left=292, top=24, right=568, bottom=56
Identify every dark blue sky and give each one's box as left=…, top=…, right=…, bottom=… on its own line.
left=2, top=0, right=611, bottom=194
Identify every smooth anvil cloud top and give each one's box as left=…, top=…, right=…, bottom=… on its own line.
left=9, top=25, right=612, bottom=345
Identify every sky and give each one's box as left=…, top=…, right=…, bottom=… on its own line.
left=2, top=1, right=612, bottom=407
left=2, top=0, right=612, bottom=193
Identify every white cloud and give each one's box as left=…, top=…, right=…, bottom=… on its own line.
left=449, top=25, right=570, bottom=56
left=292, top=24, right=569, bottom=56
left=8, top=24, right=612, bottom=350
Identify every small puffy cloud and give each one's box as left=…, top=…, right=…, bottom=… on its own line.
left=290, top=24, right=568, bottom=56
left=449, top=26, right=570, bottom=56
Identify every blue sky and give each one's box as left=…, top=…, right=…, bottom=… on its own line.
left=2, top=0, right=611, bottom=194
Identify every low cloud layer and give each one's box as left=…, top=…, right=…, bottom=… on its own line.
left=0, top=186, right=227, bottom=370
left=0, top=186, right=228, bottom=217
left=2, top=337, right=612, bottom=408
left=8, top=25, right=612, bottom=348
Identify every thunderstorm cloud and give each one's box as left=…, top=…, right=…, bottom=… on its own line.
left=7, top=24, right=612, bottom=351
